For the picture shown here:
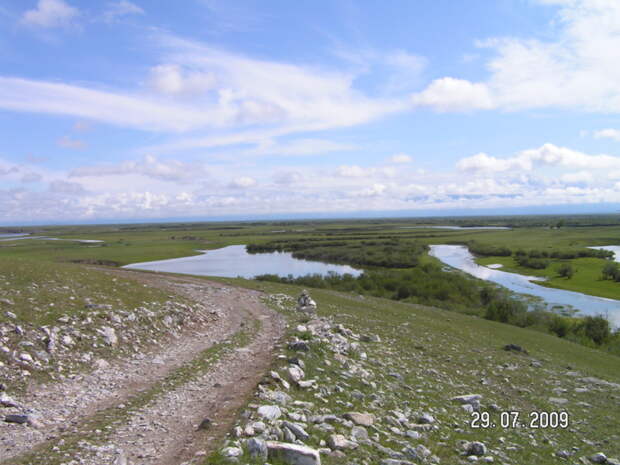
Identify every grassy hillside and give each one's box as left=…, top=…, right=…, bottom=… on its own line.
left=213, top=277, right=620, bottom=464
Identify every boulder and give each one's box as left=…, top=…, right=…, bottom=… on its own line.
left=287, top=365, right=305, bottom=383
left=266, top=441, right=321, bottom=465
left=98, top=326, right=118, bottom=346
left=247, top=438, right=268, bottom=460
left=257, top=405, right=282, bottom=421
left=503, top=344, right=527, bottom=354
left=343, top=412, right=374, bottom=426
left=282, top=421, right=309, bottom=441
left=328, top=434, right=358, bottom=450
left=467, top=441, right=487, bottom=456
left=452, top=394, right=482, bottom=405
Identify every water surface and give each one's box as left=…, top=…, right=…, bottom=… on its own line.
left=124, top=244, right=362, bottom=279
left=430, top=244, right=620, bottom=325
left=590, top=246, right=620, bottom=263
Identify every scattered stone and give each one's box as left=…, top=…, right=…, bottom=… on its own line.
left=344, top=412, right=374, bottom=426
left=198, top=418, right=212, bottom=430
left=467, top=441, right=487, bottom=456
left=94, top=358, right=110, bottom=370
left=503, top=343, right=527, bottom=354
left=258, top=405, right=282, bottom=421
left=18, top=353, right=33, bottom=363
left=288, top=365, right=305, bottom=383
left=328, top=433, right=358, bottom=450
left=282, top=421, right=310, bottom=441
left=0, top=392, right=20, bottom=408
left=452, top=394, right=482, bottom=405
left=221, top=446, right=243, bottom=457
left=98, top=326, right=118, bottom=346
left=557, top=450, right=572, bottom=459
left=5, top=414, right=29, bottom=425
left=351, top=425, right=368, bottom=441
left=590, top=453, right=607, bottom=464
left=418, top=413, right=435, bottom=424
left=549, top=397, right=569, bottom=405
left=266, top=441, right=321, bottom=465
left=289, top=341, right=310, bottom=352
left=247, top=437, right=268, bottom=460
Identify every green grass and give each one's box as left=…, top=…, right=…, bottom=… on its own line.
left=207, top=277, right=620, bottom=464
left=477, top=255, right=620, bottom=300
left=0, top=257, right=172, bottom=326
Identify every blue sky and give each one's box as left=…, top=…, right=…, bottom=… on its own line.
left=1, top=0, right=620, bottom=224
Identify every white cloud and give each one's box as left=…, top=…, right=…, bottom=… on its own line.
left=69, top=155, right=208, bottom=182
left=357, top=183, right=386, bottom=197
left=5, top=143, right=620, bottom=222
left=411, top=78, right=495, bottom=112
left=389, top=153, right=412, bottom=164
left=228, top=176, right=256, bottom=188
left=148, top=64, right=216, bottom=95
left=412, top=0, right=620, bottom=113
left=336, top=165, right=368, bottom=178
left=458, top=143, right=620, bottom=173
left=103, top=1, right=144, bottom=22
left=21, top=0, right=78, bottom=28
left=245, top=138, right=355, bottom=157
left=49, top=180, right=87, bottom=195
left=561, top=171, right=593, bottom=184
left=0, top=37, right=406, bottom=136
left=594, top=128, right=620, bottom=141
left=272, top=170, right=303, bottom=185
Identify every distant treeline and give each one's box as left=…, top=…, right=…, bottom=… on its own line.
left=468, top=240, right=614, bottom=270
left=247, top=239, right=428, bottom=268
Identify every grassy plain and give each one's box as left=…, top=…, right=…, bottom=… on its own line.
left=2, top=215, right=620, bottom=299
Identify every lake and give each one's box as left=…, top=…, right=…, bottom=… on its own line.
left=123, top=244, right=362, bottom=279
left=429, top=244, right=620, bottom=326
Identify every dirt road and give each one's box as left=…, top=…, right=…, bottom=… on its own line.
left=0, top=271, right=285, bottom=465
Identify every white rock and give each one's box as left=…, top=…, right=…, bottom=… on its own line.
left=258, top=405, right=282, bottom=421
left=328, top=434, right=358, bottom=450
left=221, top=446, right=242, bottom=457
left=343, top=412, right=374, bottom=426
left=93, top=358, right=110, bottom=370
left=266, top=441, right=321, bottom=465
left=98, top=326, right=118, bottom=346
left=19, top=353, right=33, bottom=363
left=452, top=394, right=482, bottom=405
left=288, top=365, right=305, bottom=383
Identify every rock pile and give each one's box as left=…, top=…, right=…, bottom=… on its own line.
left=296, top=290, right=317, bottom=316
left=219, top=292, right=448, bottom=464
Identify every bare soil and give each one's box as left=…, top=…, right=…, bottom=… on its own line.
left=0, top=270, right=285, bottom=465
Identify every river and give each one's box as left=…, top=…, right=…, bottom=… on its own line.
left=429, top=244, right=620, bottom=326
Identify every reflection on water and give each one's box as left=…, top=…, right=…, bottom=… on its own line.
left=124, top=244, right=362, bottom=279
left=429, top=244, right=620, bottom=326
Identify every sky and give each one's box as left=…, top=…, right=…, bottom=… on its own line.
left=2, top=0, right=620, bottom=224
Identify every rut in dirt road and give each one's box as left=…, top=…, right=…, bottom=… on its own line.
left=1, top=272, right=285, bottom=465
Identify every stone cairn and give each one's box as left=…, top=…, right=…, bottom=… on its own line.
left=296, top=290, right=317, bottom=315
